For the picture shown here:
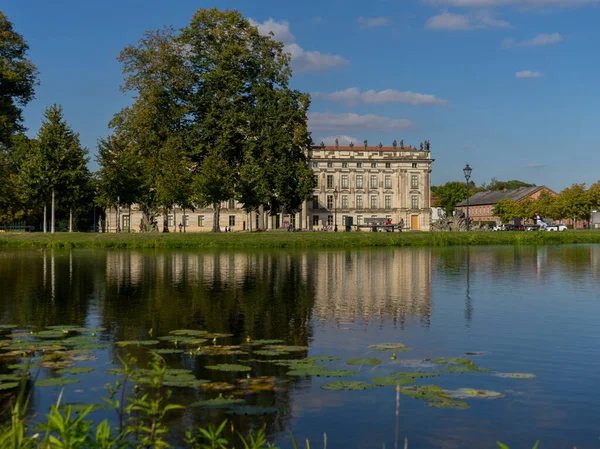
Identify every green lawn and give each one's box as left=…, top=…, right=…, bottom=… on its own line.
left=1, top=230, right=600, bottom=249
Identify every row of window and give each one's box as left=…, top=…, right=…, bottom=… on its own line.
left=312, top=215, right=393, bottom=226
left=318, top=174, right=419, bottom=190
left=314, top=162, right=419, bottom=169
left=313, top=195, right=419, bottom=210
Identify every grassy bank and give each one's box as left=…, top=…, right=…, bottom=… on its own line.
left=1, top=230, right=600, bottom=249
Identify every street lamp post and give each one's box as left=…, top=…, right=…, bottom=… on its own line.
left=463, top=164, right=472, bottom=232
left=333, top=187, right=339, bottom=232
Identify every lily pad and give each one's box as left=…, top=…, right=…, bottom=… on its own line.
left=393, top=359, right=435, bottom=368
left=35, top=378, right=80, bottom=387
left=372, top=376, right=416, bottom=387
left=168, top=329, right=208, bottom=336
left=262, top=345, right=309, bottom=353
left=303, top=356, right=341, bottom=363
left=194, top=345, right=246, bottom=356
left=444, top=388, right=506, bottom=400
left=151, top=349, right=184, bottom=355
left=493, top=372, right=536, bottom=379
left=427, top=398, right=470, bottom=410
left=394, top=371, right=441, bottom=379
left=432, top=358, right=472, bottom=365
left=190, top=397, right=246, bottom=408
left=399, top=385, right=445, bottom=401
left=162, top=379, right=210, bottom=388
left=236, top=377, right=284, bottom=393
left=286, top=367, right=355, bottom=378
left=200, top=382, right=235, bottom=391
left=252, top=339, right=285, bottom=345
left=321, top=381, right=375, bottom=391
left=204, top=333, right=234, bottom=339
left=205, top=364, right=252, bottom=372
left=368, top=343, right=412, bottom=352
left=0, top=374, right=24, bottom=382
left=116, top=340, right=159, bottom=347
left=347, top=358, right=381, bottom=366
left=57, top=367, right=94, bottom=375
left=252, top=350, right=288, bottom=357
left=443, top=365, right=492, bottom=374
left=225, top=406, right=278, bottom=416
left=0, top=382, right=19, bottom=390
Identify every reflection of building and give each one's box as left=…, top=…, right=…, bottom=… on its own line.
left=309, top=249, right=432, bottom=324
left=104, top=141, right=434, bottom=232
left=456, top=186, right=556, bottom=223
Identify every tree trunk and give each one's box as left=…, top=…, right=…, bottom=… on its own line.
left=115, top=207, right=118, bottom=233
left=43, top=204, right=47, bottom=233
left=116, top=202, right=120, bottom=232
left=249, top=211, right=253, bottom=232
left=173, top=207, right=177, bottom=233
left=69, top=208, right=72, bottom=232
left=128, top=205, right=131, bottom=232
left=51, top=190, right=55, bottom=234
left=212, top=204, right=221, bottom=232
left=183, top=208, right=186, bottom=233
left=258, top=205, right=265, bottom=231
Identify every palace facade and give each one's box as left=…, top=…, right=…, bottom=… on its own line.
left=104, top=140, right=434, bottom=232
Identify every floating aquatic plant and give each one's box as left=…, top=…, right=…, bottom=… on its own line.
left=394, top=371, right=441, bottom=379
left=368, top=343, right=412, bottom=352
left=200, top=382, right=235, bottom=391
left=0, top=382, right=19, bottom=390
left=286, top=366, right=355, bottom=378
left=57, top=367, right=94, bottom=375
left=151, top=349, right=184, bottom=355
left=252, top=350, right=288, bottom=357
left=251, top=339, right=285, bottom=345
left=443, top=364, right=492, bottom=373
left=399, top=385, right=445, bottom=401
left=262, top=345, right=309, bottom=353
left=168, top=329, right=208, bottom=336
left=372, top=376, right=416, bottom=387
left=393, top=359, right=435, bottom=368
left=347, top=358, right=381, bottom=366
left=431, top=357, right=472, bottom=365
left=444, top=388, right=506, bottom=400
left=190, top=397, right=246, bottom=408
left=205, top=364, right=252, bottom=372
left=493, top=373, right=535, bottom=379
left=321, top=381, right=375, bottom=390
left=115, top=340, right=159, bottom=347
left=303, top=356, right=341, bottom=363
left=236, top=377, right=283, bottom=393
left=35, top=377, right=80, bottom=387
left=427, top=398, right=470, bottom=409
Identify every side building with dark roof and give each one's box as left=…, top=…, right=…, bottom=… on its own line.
left=455, top=186, right=556, bottom=223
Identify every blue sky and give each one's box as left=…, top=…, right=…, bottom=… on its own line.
left=4, top=0, right=600, bottom=190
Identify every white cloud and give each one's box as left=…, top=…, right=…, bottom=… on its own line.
left=426, top=11, right=511, bottom=30
left=357, top=16, right=390, bottom=28
left=309, top=112, right=415, bottom=132
left=515, top=70, right=542, bottom=78
left=320, top=135, right=359, bottom=145
left=250, top=18, right=348, bottom=72
left=502, top=33, right=563, bottom=48
left=426, top=0, right=598, bottom=6
left=313, top=87, right=449, bottom=106
left=525, top=163, right=546, bottom=168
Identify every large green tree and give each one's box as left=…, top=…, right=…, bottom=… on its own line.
left=432, top=181, right=475, bottom=216
left=492, top=199, right=518, bottom=224
left=555, top=184, right=590, bottom=225
left=0, top=12, right=38, bottom=148
left=482, top=178, right=536, bottom=191
left=21, top=105, right=89, bottom=232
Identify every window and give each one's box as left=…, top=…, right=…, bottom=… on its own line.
left=327, top=215, right=333, bottom=226
left=341, top=175, right=348, bottom=189
left=357, top=162, right=362, bottom=168
left=313, top=215, right=320, bottom=226
left=313, top=161, right=319, bottom=168
left=356, top=195, right=363, bottom=209
left=229, top=216, right=235, bottom=226
left=198, top=215, right=205, bottom=227
left=327, top=175, right=333, bottom=189
left=228, top=199, right=235, bottom=209
left=385, top=195, right=391, bottom=209
left=327, top=195, right=333, bottom=209
left=370, top=175, right=377, bottom=189
left=341, top=195, right=348, bottom=209
left=411, top=175, right=418, bottom=189
left=342, top=162, right=348, bottom=168
left=357, top=215, right=364, bottom=225
left=356, top=175, right=363, bottom=189
left=411, top=195, right=418, bottom=209
left=385, top=175, right=392, bottom=189
left=183, top=215, right=189, bottom=226
left=168, top=214, right=174, bottom=227
left=385, top=162, right=391, bottom=168
left=371, top=162, right=377, bottom=168
left=371, top=195, right=377, bottom=209
left=312, top=195, right=319, bottom=209
left=327, top=162, right=333, bottom=168
left=122, top=215, right=130, bottom=231
left=314, top=174, right=319, bottom=187
left=412, top=163, right=417, bottom=168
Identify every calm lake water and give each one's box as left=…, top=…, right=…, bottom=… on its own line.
left=1, top=245, right=600, bottom=448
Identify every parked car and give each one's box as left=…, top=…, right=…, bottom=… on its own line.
left=546, top=224, right=568, bottom=232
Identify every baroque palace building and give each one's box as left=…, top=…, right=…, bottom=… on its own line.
left=104, top=140, right=434, bottom=232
